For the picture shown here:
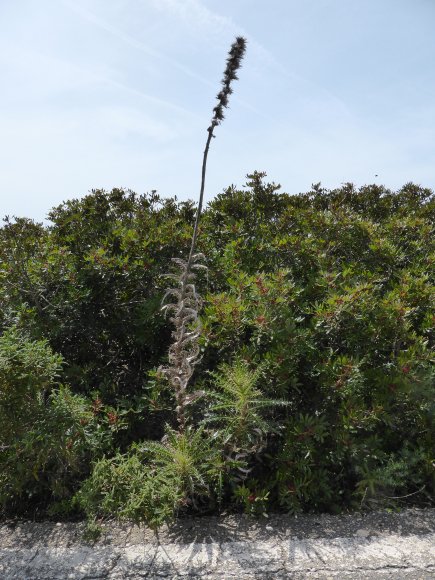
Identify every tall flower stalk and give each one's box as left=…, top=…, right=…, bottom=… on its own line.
left=161, top=37, right=247, bottom=433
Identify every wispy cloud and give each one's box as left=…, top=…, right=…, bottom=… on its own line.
left=2, top=42, right=199, bottom=121
left=148, top=0, right=351, bottom=120
left=149, top=0, right=274, bottom=63
left=149, top=0, right=238, bottom=39
left=62, top=0, right=268, bottom=119
left=0, top=46, right=102, bottom=99
left=103, top=76, right=202, bottom=120
left=62, top=0, right=217, bottom=89
left=95, top=105, right=178, bottom=142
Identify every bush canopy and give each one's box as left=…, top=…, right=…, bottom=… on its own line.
left=0, top=173, right=433, bottom=523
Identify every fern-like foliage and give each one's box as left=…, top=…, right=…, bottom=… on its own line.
left=138, top=424, right=222, bottom=506
left=204, top=358, right=289, bottom=476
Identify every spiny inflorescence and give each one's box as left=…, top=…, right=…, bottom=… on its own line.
left=209, top=36, right=247, bottom=132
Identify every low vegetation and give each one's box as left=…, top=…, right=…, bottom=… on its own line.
left=1, top=37, right=433, bottom=528
left=1, top=176, right=433, bottom=525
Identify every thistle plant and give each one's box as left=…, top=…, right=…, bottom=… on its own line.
left=161, top=37, right=247, bottom=433
left=203, top=358, right=289, bottom=480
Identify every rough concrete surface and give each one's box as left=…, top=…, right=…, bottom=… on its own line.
left=0, top=508, right=434, bottom=578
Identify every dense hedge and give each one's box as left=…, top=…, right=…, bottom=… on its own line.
left=0, top=173, right=433, bottom=524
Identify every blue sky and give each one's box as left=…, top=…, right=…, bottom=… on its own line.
left=1, top=0, right=434, bottom=222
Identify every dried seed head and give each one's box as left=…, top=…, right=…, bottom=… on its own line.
left=209, top=36, right=247, bottom=131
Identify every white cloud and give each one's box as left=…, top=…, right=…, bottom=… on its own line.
left=149, top=0, right=237, bottom=38
left=95, top=106, right=178, bottom=142
left=0, top=47, right=105, bottom=100
left=62, top=0, right=216, bottom=88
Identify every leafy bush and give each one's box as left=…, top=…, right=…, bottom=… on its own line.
left=0, top=325, right=62, bottom=415
left=0, top=327, right=116, bottom=515
left=75, top=451, right=183, bottom=529
left=76, top=425, right=223, bottom=527
left=76, top=357, right=287, bottom=528
left=0, top=175, right=433, bottom=521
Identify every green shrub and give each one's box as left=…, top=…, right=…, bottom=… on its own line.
left=0, top=327, right=116, bottom=514
left=0, top=325, right=62, bottom=415
left=1, top=177, right=433, bottom=520
left=76, top=425, right=223, bottom=527
left=75, top=451, right=183, bottom=529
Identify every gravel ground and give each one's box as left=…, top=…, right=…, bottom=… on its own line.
left=0, top=507, right=434, bottom=578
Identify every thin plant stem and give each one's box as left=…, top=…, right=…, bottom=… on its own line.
left=162, top=37, right=247, bottom=433
left=185, top=128, right=213, bottom=278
